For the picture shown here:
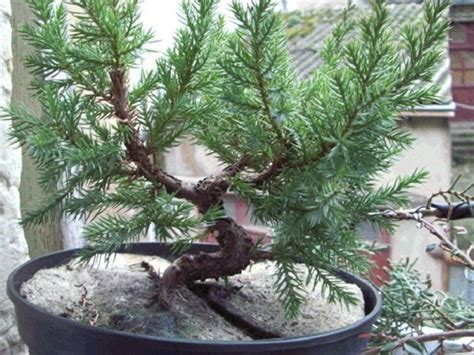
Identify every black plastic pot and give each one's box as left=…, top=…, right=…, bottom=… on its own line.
left=8, top=243, right=382, bottom=355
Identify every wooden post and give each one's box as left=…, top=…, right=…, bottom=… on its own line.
left=10, top=0, right=63, bottom=257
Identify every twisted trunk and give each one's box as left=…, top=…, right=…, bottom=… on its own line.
left=109, top=68, right=258, bottom=292
left=161, top=218, right=255, bottom=288
left=108, top=69, right=280, bottom=339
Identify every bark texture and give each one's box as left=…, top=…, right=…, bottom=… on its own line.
left=161, top=219, right=255, bottom=287
left=108, top=68, right=259, bottom=291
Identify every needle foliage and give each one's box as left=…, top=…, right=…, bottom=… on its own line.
left=3, top=0, right=450, bottom=317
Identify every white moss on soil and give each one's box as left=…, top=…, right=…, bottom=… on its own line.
left=20, top=254, right=365, bottom=340
left=221, top=261, right=365, bottom=337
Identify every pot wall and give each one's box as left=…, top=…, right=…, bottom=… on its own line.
left=8, top=243, right=382, bottom=355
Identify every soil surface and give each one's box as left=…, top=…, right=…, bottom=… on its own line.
left=20, top=253, right=365, bottom=341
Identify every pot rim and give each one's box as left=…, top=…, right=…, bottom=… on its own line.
left=7, top=242, right=382, bottom=351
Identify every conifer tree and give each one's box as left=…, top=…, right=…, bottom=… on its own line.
left=4, top=0, right=450, bottom=316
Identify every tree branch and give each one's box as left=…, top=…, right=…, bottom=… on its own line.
left=248, top=142, right=333, bottom=187
left=108, top=68, right=204, bottom=207
left=365, top=329, right=474, bottom=355
left=378, top=209, right=474, bottom=270
left=250, top=157, right=285, bottom=186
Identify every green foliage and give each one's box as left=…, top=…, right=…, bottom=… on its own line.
left=137, top=0, right=220, bottom=151
left=4, top=0, right=220, bottom=256
left=3, top=0, right=450, bottom=317
left=214, top=0, right=449, bottom=316
left=79, top=190, right=206, bottom=261
left=197, top=0, right=297, bottom=167
left=371, top=259, right=474, bottom=349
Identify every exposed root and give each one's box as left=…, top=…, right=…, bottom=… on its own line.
left=140, top=217, right=282, bottom=340
left=141, top=261, right=161, bottom=283
left=141, top=261, right=163, bottom=309
left=143, top=260, right=282, bottom=340
left=191, top=283, right=283, bottom=340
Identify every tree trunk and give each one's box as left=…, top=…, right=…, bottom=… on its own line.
left=161, top=218, right=255, bottom=288
left=11, top=0, right=63, bottom=258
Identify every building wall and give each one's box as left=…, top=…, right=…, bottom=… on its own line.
left=384, top=117, right=451, bottom=198
left=0, top=1, right=29, bottom=353
left=385, top=117, right=451, bottom=290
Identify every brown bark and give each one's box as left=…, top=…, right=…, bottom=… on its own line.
left=365, top=329, right=474, bottom=354
left=108, top=68, right=259, bottom=291
left=161, top=218, right=255, bottom=287
left=250, top=158, right=284, bottom=186
left=109, top=69, right=204, bottom=206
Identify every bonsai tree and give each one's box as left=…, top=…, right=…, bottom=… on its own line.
left=4, top=0, right=450, bottom=317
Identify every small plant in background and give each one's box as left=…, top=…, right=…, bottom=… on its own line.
left=367, top=179, right=474, bottom=353
left=367, top=259, right=474, bottom=354
left=5, top=0, right=470, bottom=349
left=375, top=177, right=474, bottom=270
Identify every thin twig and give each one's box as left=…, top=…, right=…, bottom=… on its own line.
left=379, top=209, right=474, bottom=269
left=365, top=329, right=474, bottom=354
left=426, top=175, right=473, bottom=209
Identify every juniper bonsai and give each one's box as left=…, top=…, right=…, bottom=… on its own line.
left=4, top=0, right=450, bottom=317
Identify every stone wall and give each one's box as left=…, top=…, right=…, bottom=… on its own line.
left=0, top=0, right=29, bottom=353
left=11, top=0, right=63, bottom=257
